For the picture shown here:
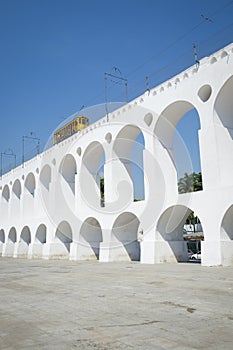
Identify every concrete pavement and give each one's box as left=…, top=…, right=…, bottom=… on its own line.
left=0, top=258, right=232, bottom=349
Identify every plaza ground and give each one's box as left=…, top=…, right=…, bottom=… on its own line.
left=0, top=258, right=232, bottom=350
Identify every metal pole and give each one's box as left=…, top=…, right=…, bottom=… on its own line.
left=22, top=136, right=24, bottom=167
left=193, top=43, right=200, bottom=70
left=125, top=81, right=128, bottom=102
left=104, top=73, right=109, bottom=121
left=0, top=153, right=2, bottom=179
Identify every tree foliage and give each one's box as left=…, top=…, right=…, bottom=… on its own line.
left=178, top=172, right=202, bottom=194
left=178, top=172, right=203, bottom=230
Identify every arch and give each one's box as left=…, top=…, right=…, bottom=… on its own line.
left=220, top=205, right=233, bottom=240
left=12, top=179, right=21, bottom=199
left=155, top=101, right=202, bottom=189
left=0, top=229, right=5, bottom=243
left=156, top=205, right=203, bottom=262
left=3, top=227, right=16, bottom=256
left=25, top=172, right=36, bottom=196
left=79, top=217, right=103, bottom=260
left=80, top=141, right=106, bottom=208
left=155, top=101, right=195, bottom=149
left=2, top=184, right=10, bottom=202
left=157, top=205, right=192, bottom=241
left=16, top=226, right=31, bottom=257
left=35, top=224, right=47, bottom=244
left=214, top=75, right=233, bottom=138
left=55, top=221, right=72, bottom=252
left=20, top=226, right=31, bottom=245
left=8, top=227, right=17, bottom=243
left=111, top=212, right=140, bottom=261
left=113, top=125, right=145, bottom=201
left=59, top=154, right=77, bottom=194
left=40, top=165, right=51, bottom=191
left=82, top=141, right=105, bottom=175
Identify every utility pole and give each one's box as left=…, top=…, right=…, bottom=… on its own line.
left=193, top=43, right=200, bottom=70
left=0, top=148, right=16, bottom=178
left=104, top=67, right=128, bottom=121
left=22, top=132, right=40, bottom=167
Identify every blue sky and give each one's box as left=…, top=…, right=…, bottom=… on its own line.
left=0, top=0, right=233, bottom=176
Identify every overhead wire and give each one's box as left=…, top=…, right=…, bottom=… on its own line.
left=1, top=1, right=233, bottom=174
left=82, top=0, right=233, bottom=106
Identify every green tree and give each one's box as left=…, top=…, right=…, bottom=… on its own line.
left=178, top=172, right=202, bottom=194
left=178, top=172, right=203, bottom=232
left=100, top=177, right=104, bottom=207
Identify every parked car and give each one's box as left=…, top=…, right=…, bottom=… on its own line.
left=190, top=251, right=201, bottom=260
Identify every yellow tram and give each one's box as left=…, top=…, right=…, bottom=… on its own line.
left=53, top=116, right=89, bottom=144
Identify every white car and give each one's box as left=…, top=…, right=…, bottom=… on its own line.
left=190, top=251, right=201, bottom=260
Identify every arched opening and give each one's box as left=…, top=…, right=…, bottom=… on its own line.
left=80, top=142, right=105, bottom=208
left=25, top=173, right=36, bottom=196
left=2, top=185, right=10, bottom=202
left=55, top=221, right=72, bottom=253
left=17, top=226, right=31, bottom=258
left=0, top=229, right=5, bottom=243
left=0, top=229, right=5, bottom=255
left=221, top=205, right=233, bottom=240
left=40, top=165, right=51, bottom=191
left=35, top=224, right=47, bottom=244
left=8, top=227, right=16, bottom=243
left=12, top=179, right=21, bottom=199
left=4, top=227, right=17, bottom=256
left=111, top=212, right=140, bottom=261
left=17, top=226, right=31, bottom=257
left=59, top=154, right=76, bottom=194
left=113, top=125, right=145, bottom=202
left=155, top=101, right=202, bottom=192
left=214, top=75, right=233, bottom=139
left=156, top=205, right=203, bottom=263
left=79, top=217, right=103, bottom=260
left=20, top=226, right=31, bottom=245
left=220, top=205, right=233, bottom=265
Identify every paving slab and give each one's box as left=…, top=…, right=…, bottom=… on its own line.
left=0, top=258, right=232, bottom=349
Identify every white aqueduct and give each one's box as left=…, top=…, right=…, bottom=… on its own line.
left=1, top=43, right=233, bottom=266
